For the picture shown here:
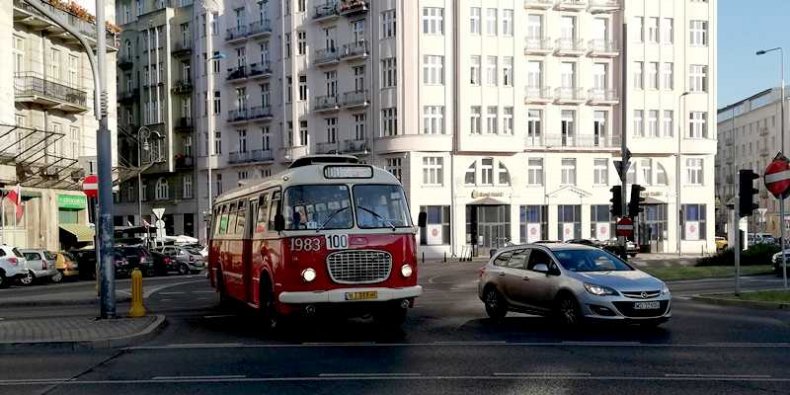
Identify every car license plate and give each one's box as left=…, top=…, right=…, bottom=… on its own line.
left=345, top=291, right=377, bottom=301
left=633, top=301, right=660, bottom=310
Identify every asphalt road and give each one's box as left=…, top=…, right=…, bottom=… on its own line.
left=1, top=263, right=789, bottom=394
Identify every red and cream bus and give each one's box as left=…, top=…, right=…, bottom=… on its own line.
left=208, top=155, right=423, bottom=327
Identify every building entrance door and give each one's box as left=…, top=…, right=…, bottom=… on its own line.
left=466, top=205, right=511, bottom=257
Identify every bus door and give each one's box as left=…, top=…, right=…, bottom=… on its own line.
left=243, top=197, right=257, bottom=304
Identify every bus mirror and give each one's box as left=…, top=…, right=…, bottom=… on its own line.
left=274, top=214, right=285, bottom=232
left=417, top=212, right=427, bottom=228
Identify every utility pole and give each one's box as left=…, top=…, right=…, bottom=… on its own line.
left=619, top=20, right=629, bottom=261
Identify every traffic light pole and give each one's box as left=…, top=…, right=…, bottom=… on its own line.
left=619, top=21, right=629, bottom=262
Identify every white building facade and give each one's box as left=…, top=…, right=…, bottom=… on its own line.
left=194, top=0, right=716, bottom=256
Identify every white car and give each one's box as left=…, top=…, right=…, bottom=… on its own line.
left=0, top=245, right=31, bottom=288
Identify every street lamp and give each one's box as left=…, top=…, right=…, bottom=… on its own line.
left=676, top=91, right=690, bottom=256
left=136, top=126, right=161, bottom=226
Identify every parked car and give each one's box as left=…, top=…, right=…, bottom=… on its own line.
left=180, top=243, right=208, bottom=258
left=771, top=251, right=790, bottom=276
left=115, top=246, right=160, bottom=277
left=20, top=249, right=61, bottom=284
left=715, top=236, right=729, bottom=251
left=565, top=239, right=602, bottom=247
left=0, top=245, right=30, bottom=288
left=153, top=245, right=206, bottom=274
left=149, top=249, right=174, bottom=276
left=55, top=252, right=80, bottom=280
left=478, top=244, right=671, bottom=327
left=601, top=239, right=639, bottom=257
left=69, top=249, right=131, bottom=279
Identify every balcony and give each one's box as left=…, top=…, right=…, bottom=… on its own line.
left=228, top=109, right=249, bottom=124
left=725, top=137, right=734, bottom=145
left=524, top=37, right=553, bottom=55
left=174, top=117, right=193, bottom=131
left=14, top=73, right=87, bottom=113
left=229, top=149, right=274, bottom=164
left=555, top=38, right=585, bottom=56
left=340, top=0, right=369, bottom=16
left=172, top=79, right=193, bottom=94
left=588, top=39, right=619, bottom=57
left=175, top=155, right=194, bottom=169
left=555, top=0, right=588, bottom=11
left=542, top=135, right=621, bottom=149
left=249, top=62, right=273, bottom=80
left=760, top=146, right=770, bottom=157
left=227, top=66, right=248, bottom=82
left=343, top=139, right=369, bottom=155
left=760, top=127, right=770, bottom=136
left=524, top=0, right=554, bottom=9
left=280, top=145, right=309, bottom=162
left=248, top=19, right=272, bottom=39
left=249, top=106, right=273, bottom=122
left=588, top=0, right=620, bottom=12
left=226, top=26, right=248, bottom=44
left=340, top=40, right=369, bottom=61
left=555, top=87, right=585, bottom=104
left=118, top=88, right=139, bottom=104
left=524, top=86, right=553, bottom=104
left=313, top=2, right=340, bottom=22
left=314, top=48, right=340, bottom=66
left=314, top=95, right=340, bottom=112
left=172, top=40, right=192, bottom=57
left=342, top=90, right=369, bottom=108
left=587, top=88, right=618, bottom=105
left=12, top=0, right=118, bottom=50
left=118, top=54, right=134, bottom=70
left=316, top=141, right=340, bottom=154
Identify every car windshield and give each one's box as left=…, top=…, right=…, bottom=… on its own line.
left=44, top=251, right=57, bottom=260
left=353, top=185, right=412, bottom=229
left=553, top=249, right=633, bottom=272
left=284, top=185, right=353, bottom=230
left=23, top=252, right=39, bottom=261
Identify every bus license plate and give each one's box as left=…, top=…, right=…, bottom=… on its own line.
left=633, top=301, right=660, bottom=310
left=345, top=291, right=378, bottom=301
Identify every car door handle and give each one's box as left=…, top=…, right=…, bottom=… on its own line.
left=522, top=276, right=530, bottom=281
left=498, top=272, right=506, bottom=277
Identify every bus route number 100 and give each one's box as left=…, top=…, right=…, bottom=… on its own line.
left=325, top=234, right=349, bottom=250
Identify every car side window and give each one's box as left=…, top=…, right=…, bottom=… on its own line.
left=0, top=249, right=6, bottom=257
left=527, top=249, right=553, bottom=271
left=507, top=249, right=529, bottom=270
left=493, top=251, right=514, bottom=267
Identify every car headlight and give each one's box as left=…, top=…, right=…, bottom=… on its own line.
left=661, top=285, right=670, bottom=295
left=301, top=268, right=316, bottom=283
left=400, top=264, right=413, bottom=278
left=584, top=283, right=619, bottom=296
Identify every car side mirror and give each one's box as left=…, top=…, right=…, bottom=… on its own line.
left=489, top=248, right=498, bottom=258
left=274, top=214, right=285, bottom=232
left=532, top=263, right=549, bottom=273
left=417, top=212, right=427, bottom=228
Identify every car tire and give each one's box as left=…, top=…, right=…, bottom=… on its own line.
left=556, top=294, right=582, bottom=327
left=178, top=264, right=190, bottom=276
left=483, top=287, right=508, bottom=320
left=0, top=270, right=7, bottom=289
left=51, top=270, right=64, bottom=283
left=628, top=253, right=637, bottom=258
left=18, top=271, right=34, bottom=286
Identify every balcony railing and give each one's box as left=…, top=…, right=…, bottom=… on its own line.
left=249, top=106, right=273, bottom=121
left=524, top=37, right=553, bottom=54
left=174, top=117, right=193, bottom=130
left=587, top=88, right=618, bottom=104
left=14, top=73, right=87, bottom=112
left=343, top=90, right=369, bottom=107
left=340, top=0, right=369, bottom=15
left=12, top=0, right=118, bottom=48
left=316, top=141, right=340, bottom=154
left=249, top=19, right=272, bottom=37
left=555, top=87, right=585, bottom=102
left=344, top=139, right=369, bottom=153
left=119, top=88, right=139, bottom=103
left=524, top=0, right=554, bottom=9
left=524, top=86, right=552, bottom=102
left=341, top=40, right=369, bottom=60
left=314, top=2, right=340, bottom=20
left=542, top=135, right=621, bottom=149
left=555, top=38, right=585, bottom=54
left=314, top=95, right=340, bottom=111
left=314, top=48, right=340, bottom=65
left=588, top=39, right=618, bottom=55
left=556, top=0, right=588, bottom=10
left=175, top=155, right=194, bottom=169
left=589, top=0, right=620, bottom=9
left=226, top=25, right=249, bottom=42
left=228, top=109, right=249, bottom=123
left=229, top=149, right=274, bottom=164
left=227, top=65, right=248, bottom=81
left=118, top=54, right=134, bottom=69
left=172, top=79, right=193, bottom=94
left=172, top=40, right=192, bottom=55
left=249, top=62, right=272, bottom=78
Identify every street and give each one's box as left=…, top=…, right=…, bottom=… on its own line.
left=1, top=262, right=789, bottom=394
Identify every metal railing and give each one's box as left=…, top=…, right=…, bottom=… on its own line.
left=226, top=25, right=248, bottom=41
left=525, top=37, right=552, bottom=52
left=314, top=95, right=340, bottom=111
left=316, top=141, right=339, bottom=154
left=172, top=40, right=192, bottom=54
left=174, top=117, right=193, bottom=129
left=14, top=73, right=87, bottom=108
left=557, top=0, right=588, bottom=7
left=249, top=106, right=273, bottom=120
left=525, top=86, right=552, bottom=101
left=341, top=40, right=368, bottom=58
left=555, top=38, right=585, bottom=52
left=12, top=0, right=118, bottom=46
left=314, top=48, right=340, bottom=64
left=589, top=0, right=619, bottom=7
left=249, top=19, right=272, bottom=36
left=229, top=149, right=273, bottom=164
left=343, top=90, right=369, bottom=107
left=542, top=135, right=621, bottom=148
left=119, top=88, right=139, bottom=102
left=587, top=88, right=618, bottom=102
left=227, top=65, right=247, bottom=81
left=228, top=108, right=249, bottom=122
left=249, top=62, right=272, bottom=77
left=344, top=139, right=369, bottom=153
left=524, top=0, right=554, bottom=7
left=555, top=87, right=585, bottom=101
left=314, top=2, right=339, bottom=19
left=340, top=0, right=369, bottom=14
left=588, top=39, right=618, bottom=53
left=172, top=79, right=193, bottom=94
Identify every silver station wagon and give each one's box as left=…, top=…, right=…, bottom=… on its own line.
left=478, top=243, right=671, bottom=327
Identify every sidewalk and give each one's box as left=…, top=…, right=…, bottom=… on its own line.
left=421, top=253, right=706, bottom=268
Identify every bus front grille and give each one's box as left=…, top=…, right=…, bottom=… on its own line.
left=326, top=250, right=392, bottom=284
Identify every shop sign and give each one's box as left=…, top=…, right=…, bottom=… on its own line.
left=685, top=221, right=700, bottom=241
left=426, top=224, right=443, bottom=245
left=58, top=194, right=87, bottom=210
left=471, top=190, right=505, bottom=199
left=526, top=223, right=541, bottom=243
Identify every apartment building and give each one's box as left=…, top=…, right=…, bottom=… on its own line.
left=192, top=0, right=716, bottom=255
left=716, top=87, right=788, bottom=236
left=0, top=0, right=118, bottom=251
left=114, top=0, right=198, bottom=237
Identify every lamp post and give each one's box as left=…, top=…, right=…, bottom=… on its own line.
left=756, top=47, right=787, bottom=289
left=676, top=91, right=690, bottom=256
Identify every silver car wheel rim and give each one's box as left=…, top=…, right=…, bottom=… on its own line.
left=561, top=299, right=577, bottom=324
left=486, top=290, right=498, bottom=310
left=52, top=272, right=62, bottom=282
left=21, top=272, right=33, bottom=285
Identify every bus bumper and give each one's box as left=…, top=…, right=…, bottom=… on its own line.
left=278, top=285, right=423, bottom=304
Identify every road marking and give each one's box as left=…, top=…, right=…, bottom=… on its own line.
left=157, top=292, right=185, bottom=295
left=152, top=375, right=246, bottom=380
left=158, top=343, right=244, bottom=349
left=192, top=290, right=216, bottom=294
left=319, top=373, right=421, bottom=377
left=203, top=314, right=236, bottom=319
left=302, top=342, right=377, bottom=346
left=432, top=341, right=507, bottom=346
left=665, top=374, right=772, bottom=379
left=494, top=372, right=591, bottom=377
left=561, top=341, right=642, bottom=346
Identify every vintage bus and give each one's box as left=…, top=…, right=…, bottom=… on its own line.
left=208, top=155, right=423, bottom=328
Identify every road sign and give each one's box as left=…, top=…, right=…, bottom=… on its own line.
left=153, top=208, right=165, bottom=220
left=155, top=219, right=166, bottom=240
left=764, top=155, right=790, bottom=199
left=615, top=217, right=634, bottom=237
left=614, top=160, right=631, bottom=181
left=81, top=174, right=98, bottom=199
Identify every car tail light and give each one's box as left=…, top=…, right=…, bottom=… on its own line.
left=42, top=262, right=47, bottom=270
left=165, top=257, right=172, bottom=265
left=8, top=257, right=18, bottom=266
left=479, top=266, right=486, bottom=278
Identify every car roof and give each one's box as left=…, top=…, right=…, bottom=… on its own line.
left=494, top=243, right=599, bottom=255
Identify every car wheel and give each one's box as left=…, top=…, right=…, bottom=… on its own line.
left=51, top=270, right=64, bottom=283
left=557, top=294, right=582, bottom=327
left=19, top=271, right=34, bottom=286
left=628, top=253, right=637, bottom=258
left=178, top=264, right=190, bottom=275
left=483, top=287, right=508, bottom=320
left=0, top=270, right=7, bottom=289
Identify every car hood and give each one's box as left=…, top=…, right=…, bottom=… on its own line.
left=573, top=270, right=664, bottom=292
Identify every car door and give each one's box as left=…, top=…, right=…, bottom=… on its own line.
left=497, top=249, right=529, bottom=304
left=486, top=250, right=514, bottom=299
left=23, top=252, right=42, bottom=274
left=521, top=248, right=561, bottom=309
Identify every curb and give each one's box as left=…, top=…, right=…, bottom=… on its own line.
left=0, top=295, right=132, bottom=308
left=0, top=314, right=167, bottom=352
left=690, top=294, right=790, bottom=310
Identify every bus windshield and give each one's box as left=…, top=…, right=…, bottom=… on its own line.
left=353, top=185, right=412, bottom=229
left=284, top=185, right=353, bottom=230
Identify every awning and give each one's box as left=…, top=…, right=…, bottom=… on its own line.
left=59, top=224, right=95, bottom=242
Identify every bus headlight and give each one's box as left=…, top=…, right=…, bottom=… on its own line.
left=400, top=264, right=413, bottom=278
left=301, top=268, right=317, bottom=283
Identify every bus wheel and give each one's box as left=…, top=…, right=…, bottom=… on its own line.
left=374, top=304, right=407, bottom=328
left=258, top=277, right=279, bottom=332
left=216, top=270, right=231, bottom=308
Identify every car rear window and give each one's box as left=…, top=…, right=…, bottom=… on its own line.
left=23, top=252, right=39, bottom=260
left=12, top=248, right=24, bottom=258
left=44, top=251, right=57, bottom=260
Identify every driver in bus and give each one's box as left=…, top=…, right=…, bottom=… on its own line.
left=356, top=194, right=388, bottom=228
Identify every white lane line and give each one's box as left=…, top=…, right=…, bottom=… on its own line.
left=192, top=290, right=216, bottom=294
left=665, top=373, right=772, bottom=378
left=152, top=375, right=247, bottom=380
left=494, top=372, right=591, bottom=377
left=157, top=292, right=186, bottom=295
left=561, top=341, right=642, bottom=346
left=161, top=343, right=244, bottom=349
left=432, top=341, right=507, bottom=346
left=0, top=378, right=72, bottom=383
left=319, top=373, right=422, bottom=378
left=302, top=342, right=377, bottom=346
left=202, top=314, right=236, bottom=319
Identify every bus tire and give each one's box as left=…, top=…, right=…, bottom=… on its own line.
left=258, top=275, right=279, bottom=332
left=216, top=270, right=231, bottom=308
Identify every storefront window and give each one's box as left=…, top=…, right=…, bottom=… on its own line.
left=420, top=205, right=450, bottom=245
left=520, top=205, right=547, bottom=243
left=557, top=205, right=581, bottom=241
left=681, top=204, right=706, bottom=240
left=590, top=205, right=612, bottom=241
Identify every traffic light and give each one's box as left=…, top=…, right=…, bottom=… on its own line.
left=628, top=184, right=646, bottom=218
left=738, top=169, right=760, bottom=217
left=610, top=186, right=622, bottom=217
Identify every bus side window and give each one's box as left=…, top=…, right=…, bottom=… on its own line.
left=236, top=200, right=247, bottom=235
left=256, top=192, right=270, bottom=233
left=268, top=191, right=281, bottom=231
left=226, top=202, right=238, bottom=236
left=218, top=205, right=229, bottom=235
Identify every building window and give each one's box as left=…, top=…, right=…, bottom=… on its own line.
left=381, top=57, right=397, bottom=88
left=213, top=91, right=221, bottom=114
left=423, top=55, right=444, bottom=85
left=214, top=131, right=222, bottom=154
left=470, top=7, right=481, bottom=35
left=486, top=56, right=497, bottom=85
left=520, top=205, right=548, bottom=243
left=498, top=162, right=510, bottom=185
left=422, top=157, right=444, bottom=186
left=502, top=9, right=514, bottom=36
left=689, top=111, right=708, bottom=138
left=215, top=174, right=223, bottom=196
left=661, top=18, right=674, bottom=44
left=237, top=129, right=247, bottom=153
left=503, top=107, right=513, bottom=135
left=155, top=178, right=169, bottom=201
left=486, top=106, right=498, bottom=134
left=470, top=106, right=482, bottom=135
left=297, top=30, right=307, bottom=55
left=663, top=110, right=674, bottom=137
left=261, top=126, right=270, bottom=151
left=382, top=107, right=398, bottom=136
left=502, top=57, right=513, bottom=87
left=423, top=106, right=445, bottom=135
left=634, top=61, right=644, bottom=90
left=486, top=8, right=497, bottom=36
left=594, top=159, right=608, bottom=185
left=690, top=20, right=708, bottom=46
left=648, top=110, right=659, bottom=137
left=662, top=62, right=674, bottom=90
left=419, top=206, right=450, bottom=245
left=561, top=110, right=575, bottom=146
left=284, top=33, right=291, bottom=57
left=381, top=9, right=396, bottom=39
left=686, top=158, right=704, bottom=185
left=647, top=17, right=659, bottom=43
left=326, top=117, right=337, bottom=143
left=527, top=158, right=543, bottom=186
left=238, top=171, right=248, bottom=182
left=183, top=176, right=193, bottom=199
left=561, top=158, right=576, bottom=186
left=647, top=62, right=658, bottom=90
left=560, top=62, right=575, bottom=88
left=422, top=7, right=444, bottom=35
left=689, top=65, right=708, bottom=92
left=527, top=109, right=542, bottom=145
left=681, top=204, right=707, bottom=240
left=354, top=113, right=366, bottom=140
left=386, top=158, right=402, bottom=181
left=299, top=121, right=308, bottom=146
left=480, top=158, right=494, bottom=186
left=593, top=111, right=607, bottom=146
left=634, top=110, right=644, bottom=137
left=464, top=162, right=476, bottom=185
left=298, top=75, right=308, bottom=101
left=470, top=55, right=481, bottom=85
left=634, top=16, right=644, bottom=42
left=557, top=205, right=582, bottom=241
left=590, top=205, right=612, bottom=241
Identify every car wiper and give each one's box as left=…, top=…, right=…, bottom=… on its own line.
left=316, top=206, right=350, bottom=233
left=357, top=206, right=396, bottom=230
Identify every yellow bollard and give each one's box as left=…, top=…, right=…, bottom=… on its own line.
left=128, top=268, right=146, bottom=318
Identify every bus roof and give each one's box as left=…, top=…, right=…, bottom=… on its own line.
left=214, top=158, right=401, bottom=205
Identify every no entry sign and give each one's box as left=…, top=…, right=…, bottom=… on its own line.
left=764, top=155, right=790, bottom=199
left=82, top=174, right=98, bottom=199
left=615, top=217, right=634, bottom=238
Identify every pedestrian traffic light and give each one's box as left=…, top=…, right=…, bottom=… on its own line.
left=738, top=169, right=760, bottom=217
left=610, top=185, right=622, bottom=217
left=628, top=184, right=646, bottom=218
